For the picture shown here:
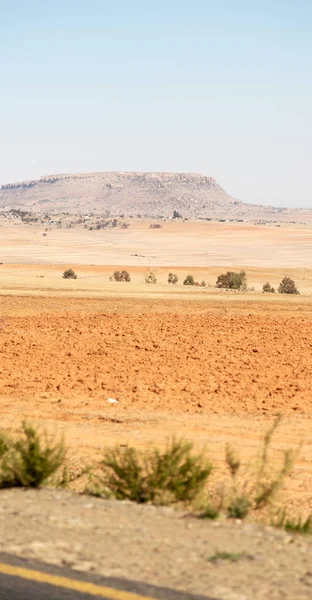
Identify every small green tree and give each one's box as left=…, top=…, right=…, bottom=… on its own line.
left=121, top=270, right=131, bottom=282
left=145, top=271, right=157, bottom=284
left=263, top=282, right=275, bottom=293
left=216, top=270, right=247, bottom=291
left=168, top=273, right=178, bottom=284
left=113, top=271, right=122, bottom=282
left=62, top=268, right=77, bottom=279
left=183, top=275, right=195, bottom=286
left=113, top=270, right=131, bottom=282
left=278, top=277, right=299, bottom=295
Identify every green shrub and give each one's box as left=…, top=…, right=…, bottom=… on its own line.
left=227, top=495, right=251, bottom=519
left=278, top=277, right=299, bottom=295
left=200, top=501, right=220, bottom=520
left=183, top=275, right=195, bottom=286
left=253, top=416, right=296, bottom=510
left=168, top=272, right=178, bottom=284
left=263, top=282, right=275, bottom=293
left=216, top=270, right=247, bottom=291
left=62, top=268, right=77, bottom=279
left=201, top=416, right=298, bottom=522
left=0, top=433, right=10, bottom=458
left=99, top=439, right=212, bottom=505
left=0, top=423, right=65, bottom=489
left=273, top=511, right=312, bottom=534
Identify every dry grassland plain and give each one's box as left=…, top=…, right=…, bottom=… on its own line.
left=0, top=217, right=312, bottom=514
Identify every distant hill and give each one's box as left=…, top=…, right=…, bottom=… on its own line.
left=0, top=171, right=311, bottom=221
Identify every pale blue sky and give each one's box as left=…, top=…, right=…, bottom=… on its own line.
left=1, top=1, right=312, bottom=206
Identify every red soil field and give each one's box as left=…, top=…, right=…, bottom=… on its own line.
left=1, top=295, right=311, bottom=513
left=1, top=301, right=312, bottom=415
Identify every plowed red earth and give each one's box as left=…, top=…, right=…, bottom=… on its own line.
left=1, top=307, right=312, bottom=414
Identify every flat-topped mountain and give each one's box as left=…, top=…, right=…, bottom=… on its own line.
left=0, top=171, right=310, bottom=221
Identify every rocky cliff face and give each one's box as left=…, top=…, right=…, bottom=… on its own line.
left=0, top=172, right=235, bottom=217
left=0, top=171, right=308, bottom=221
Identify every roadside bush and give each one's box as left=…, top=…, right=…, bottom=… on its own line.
left=278, top=277, right=299, bottom=295
left=0, top=423, right=65, bottom=489
left=200, top=280, right=207, bottom=287
left=62, top=268, right=77, bottom=279
left=1, top=421, right=307, bottom=531
left=201, top=415, right=298, bottom=522
left=183, top=275, right=195, bottom=286
left=145, top=271, right=157, bottom=284
left=216, top=270, right=247, bottom=291
left=98, top=439, right=212, bottom=505
left=263, top=282, right=275, bottom=293
left=273, top=511, right=312, bottom=534
left=223, top=416, right=295, bottom=518
left=227, top=495, right=251, bottom=519
left=168, top=272, right=178, bottom=284
left=113, top=270, right=131, bottom=282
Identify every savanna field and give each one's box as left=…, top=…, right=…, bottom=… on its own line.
left=0, top=218, right=312, bottom=600
left=0, top=219, right=312, bottom=514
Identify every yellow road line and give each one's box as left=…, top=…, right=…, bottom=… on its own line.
left=0, top=562, right=157, bottom=600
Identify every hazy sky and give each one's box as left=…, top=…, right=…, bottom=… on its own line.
left=1, top=1, right=312, bottom=207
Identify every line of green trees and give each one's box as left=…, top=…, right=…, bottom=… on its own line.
left=62, top=268, right=300, bottom=294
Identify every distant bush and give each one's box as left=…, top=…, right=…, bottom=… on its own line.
left=62, top=268, right=77, bottom=279
left=216, top=270, right=247, bottom=291
left=149, top=224, right=162, bottom=229
left=173, top=210, right=183, bottom=219
left=200, top=280, right=206, bottom=287
left=113, top=270, right=131, bottom=282
left=183, top=275, right=195, bottom=286
left=278, top=277, right=299, bottom=295
left=145, top=271, right=157, bottom=284
left=168, top=272, right=178, bottom=284
left=121, top=270, right=131, bottom=282
left=263, top=282, right=275, bottom=293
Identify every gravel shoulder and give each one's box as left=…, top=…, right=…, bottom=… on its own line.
left=0, top=489, right=311, bottom=600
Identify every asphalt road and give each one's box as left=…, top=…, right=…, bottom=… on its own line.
left=0, top=554, right=217, bottom=600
